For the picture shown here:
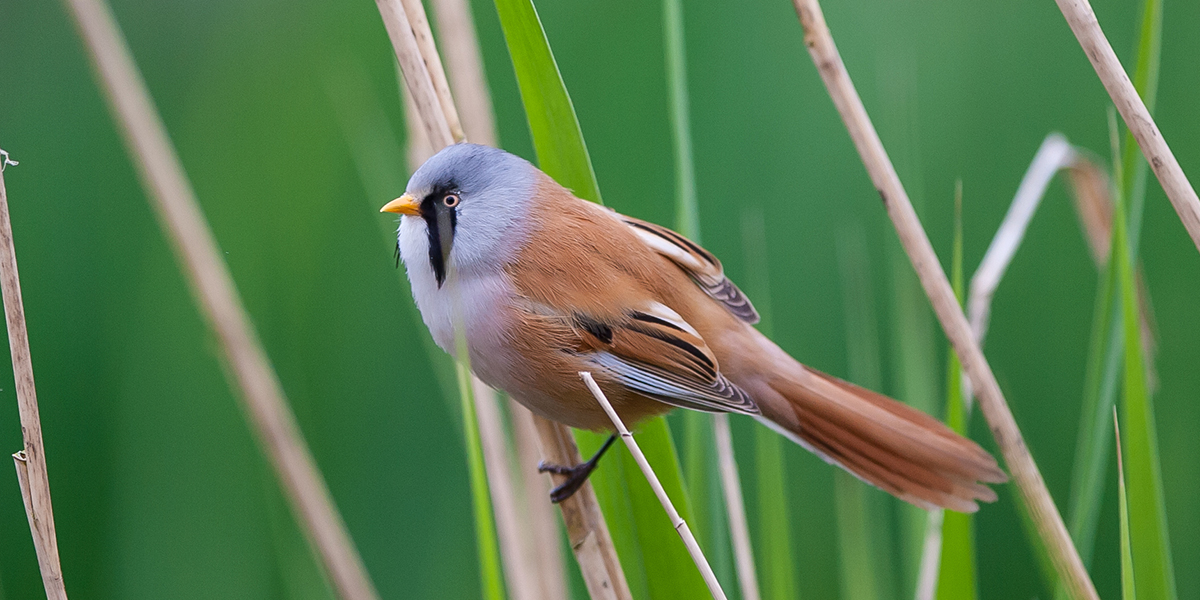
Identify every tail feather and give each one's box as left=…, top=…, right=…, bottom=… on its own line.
left=756, top=365, right=1007, bottom=513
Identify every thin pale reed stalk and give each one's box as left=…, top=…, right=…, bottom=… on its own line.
left=430, top=0, right=497, bottom=148
left=913, top=509, right=945, bottom=600
left=60, top=2, right=379, bottom=599
left=580, top=372, right=727, bottom=600
left=508, top=399, right=570, bottom=599
left=0, top=152, right=68, bottom=600
left=968, top=134, right=1075, bottom=344
left=789, top=1, right=1098, bottom=598
left=1052, top=0, right=1200, bottom=253
left=713, top=414, right=760, bottom=600
left=376, top=3, right=629, bottom=598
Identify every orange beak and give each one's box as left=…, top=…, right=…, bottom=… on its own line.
left=380, top=194, right=421, bottom=216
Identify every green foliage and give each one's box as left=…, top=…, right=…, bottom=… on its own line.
left=665, top=0, right=737, bottom=590
left=937, top=181, right=977, bottom=600
left=1115, top=411, right=1137, bottom=600
left=740, top=208, right=799, bottom=600
left=491, top=0, right=602, bottom=204
left=835, top=227, right=895, bottom=600
left=455, top=362, right=507, bottom=600
left=2, top=0, right=1199, bottom=598
left=1113, top=123, right=1176, bottom=600
left=491, top=0, right=707, bottom=596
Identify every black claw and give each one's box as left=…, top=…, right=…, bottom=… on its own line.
left=539, top=434, right=617, bottom=504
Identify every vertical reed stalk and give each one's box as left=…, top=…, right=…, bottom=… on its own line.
left=375, top=2, right=630, bottom=597
left=0, top=152, right=69, bottom=600
left=61, top=1, right=380, bottom=598
left=789, top=1, right=1098, bottom=598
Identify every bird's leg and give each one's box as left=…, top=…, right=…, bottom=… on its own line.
left=537, top=434, right=617, bottom=503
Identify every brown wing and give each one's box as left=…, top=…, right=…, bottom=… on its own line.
left=570, top=301, right=759, bottom=415
left=618, top=215, right=760, bottom=324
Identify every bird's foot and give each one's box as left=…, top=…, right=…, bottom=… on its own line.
left=537, top=434, right=616, bottom=503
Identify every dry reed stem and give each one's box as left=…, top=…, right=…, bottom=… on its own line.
left=507, top=399, right=569, bottom=599
left=968, top=134, right=1076, bottom=343
left=713, top=414, right=760, bottom=600
left=1052, top=0, right=1200, bottom=254
left=580, top=372, right=726, bottom=600
left=397, top=0, right=465, bottom=142
left=790, top=1, right=1098, bottom=598
left=471, top=374, right=545, bottom=600
left=377, top=2, right=629, bottom=598
left=61, top=2, right=380, bottom=599
left=430, top=0, right=497, bottom=148
left=1067, top=155, right=1113, bottom=264
left=0, top=153, right=69, bottom=600
left=913, top=508, right=944, bottom=600
left=377, top=0, right=455, bottom=149
left=966, top=137, right=1156, bottom=394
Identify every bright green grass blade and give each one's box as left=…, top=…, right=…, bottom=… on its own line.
left=664, top=0, right=700, bottom=241
left=1115, top=410, right=1137, bottom=600
left=740, top=208, right=799, bottom=600
left=1113, top=130, right=1176, bottom=600
left=835, top=227, right=897, bottom=600
left=1116, top=0, right=1174, bottom=593
left=492, top=1, right=707, bottom=596
left=936, top=182, right=977, bottom=600
left=681, top=411, right=734, bottom=592
left=492, top=0, right=601, bottom=204
left=665, top=0, right=736, bottom=590
left=1060, top=0, right=1162, bottom=592
left=454, top=334, right=508, bottom=600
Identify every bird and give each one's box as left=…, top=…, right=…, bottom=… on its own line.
left=381, top=142, right=1007, bottom=513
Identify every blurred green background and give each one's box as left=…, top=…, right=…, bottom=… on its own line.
left=1, top=0, right=1197, bottom=598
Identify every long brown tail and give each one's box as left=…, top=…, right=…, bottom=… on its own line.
left=753, top=365, right=1007, bottom=513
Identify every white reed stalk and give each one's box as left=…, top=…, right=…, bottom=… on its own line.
left=508, top=399, right=570, bottom=599
left=377, top=3, right=629, bottom=598
left=790, top=1, right=1098, bottom=598
left=60, top=1, right=379, bottom=598
left=580, top=372, right=728, bottom=600
left=713, top=414, right=761, bottom=600
left=0, top=152, right=69, bottom=600
left=912, top=509, right=944, bottom=600
left=1052, top=0, right=1200, bottom=253
left=968, top=134, right=1075, bottom=343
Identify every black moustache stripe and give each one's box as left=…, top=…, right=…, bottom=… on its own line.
left=422, top=195, right=457, bottom=287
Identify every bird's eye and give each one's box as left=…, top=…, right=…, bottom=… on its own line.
left=442, top=193, right=460, bottom=208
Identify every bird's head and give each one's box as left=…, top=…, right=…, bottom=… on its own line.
left=382, top=143, right=537, bottom=286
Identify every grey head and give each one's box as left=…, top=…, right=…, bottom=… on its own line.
left=390, top=143, right=539, bottom=286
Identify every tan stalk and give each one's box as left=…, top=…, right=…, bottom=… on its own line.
left=789, top=1, right=1099, bottom=598
left=507, top=399, right=569, bottom=599
left=713, top=414, right=760, bottom=600
left=60, top=2, right=380, bottom=599
left=580, top=373, right=727, bottom=600
left=1052, top=0, right=1200, bottom=253
left=376, top=3, right=629, bottom=598
left=1, top=152, right=69, bottom=600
